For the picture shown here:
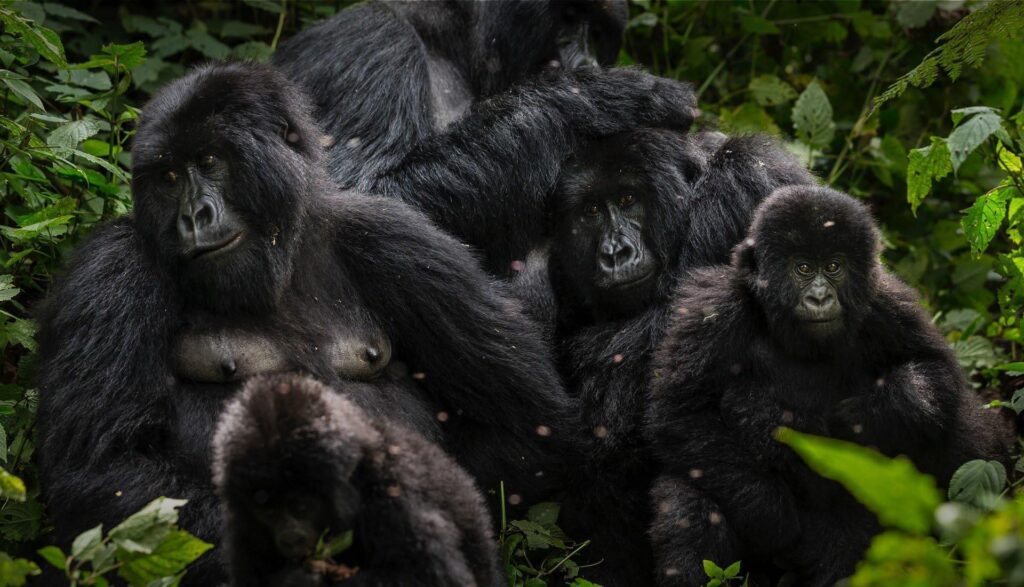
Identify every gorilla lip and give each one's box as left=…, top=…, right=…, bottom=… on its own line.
left=190, top=231, right=245, bottom=260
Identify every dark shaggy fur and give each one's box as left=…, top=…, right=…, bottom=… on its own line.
left=213, top=374, right=498, bottom=587
left=645, top=186, right=1012, bottom=586
left=273, top=2, right=700, bottom=274
left=35, top=62, right=573, bottom=584
left=513, top=129, right=816, bottom=585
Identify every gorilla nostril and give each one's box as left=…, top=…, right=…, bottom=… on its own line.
left=193, top=202, right=215, bottom=229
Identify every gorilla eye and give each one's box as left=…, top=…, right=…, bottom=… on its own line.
left=619, top=195, right=635, bottom=208
left=198, top=154, right=216, bottom=169
left=796, top=263, right=813, bottom=275
left=825, top=261, right=841, bottom=274
left=586, top=205, right=601, bottom=216
left=163, top=170, right=177, bottom=185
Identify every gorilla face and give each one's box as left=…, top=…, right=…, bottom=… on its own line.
left=131, top=63, right=322, bottom=313
left=247, top=486, right=360, bottom=562
left=789, top=256, right=847, bottom=340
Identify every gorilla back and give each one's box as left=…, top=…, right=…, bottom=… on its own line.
left=36, top=62, right=575, bottom=585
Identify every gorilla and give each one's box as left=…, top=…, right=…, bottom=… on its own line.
left=213, top=374, right=498, bottom=587
left=35, top=62, right=574, bottom=584
left=273, top=2, right=701, bottom=274
left=645, top=186, right=1012, bottom=586
left=273, top=0, right=628, bottom=183
left=516, top=129, right=815, bottom=584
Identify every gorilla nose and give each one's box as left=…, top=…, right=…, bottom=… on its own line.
left=598, top=240, right=637, bottom=272
left=177, top=197, right=218, bottom=243
left=804, top=287, right=835, bottom=310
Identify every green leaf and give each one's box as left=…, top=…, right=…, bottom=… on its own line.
left=907, top=138, right=953, bottom=213
left=47, top=119, right=101, bottom=149
left=219, top=21, right=269, bottom=39
left=109, top=497, right=187, bottom=555
left=849, top=532, right=957, bottom=587
left=118, top=529, right=214, bottom=586
left=0, top=8, right=67, bottom=67
left=948, top=460, right=1007, bottom=507
left=740, top=15, right=779, bottom=35
left=527, top=502, right=560, bottom=526
left=748, top=75, right=797, bottom=106
left=996, top=142, right=1022, bottom=173
left=719, top=102, right=780, bottom=135
left=319, top=530, right=353, bottom=558
left=71, top=524, right=105, bottom=561
left=0, top=553, right=40, bottom=587
left=791, top=81, right=835, bottom=150
left=962, top=185, right=1012, bottom=255
left=896, top=0, right=937, bottom=29
left=36, top=546, right=67, bottom=571
left=243, top=0, right=285, bottom=13
left=948, top=110, right=1005, bottom=172
left=0, top=466, right=26, bottom=501
left=723, top=560, right=742, bottom=578
left=2, top=79, right=43, bottom=110
left=703, top=559, right=724, bottom=579
left=0, top=275, right=20, bottom=303
left=775, top=428, right=941, bottom=534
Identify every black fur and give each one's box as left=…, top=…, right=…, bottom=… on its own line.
left=273, top=2, right=700, bottom=273
left=526, top=129, right=815, bottom=585
left=213, top=374, right=498, bottom=587
left=645, top=186, right=1012, bottom=586
left=36, top=62, right=573, bottom=584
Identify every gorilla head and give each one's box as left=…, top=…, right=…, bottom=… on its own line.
left=551, top=130, right=709, bottom=319
left=733, top=186, right=881, bottom=350
left=212, top=374, right=373, bottom=562
left=130, top=62, right=323, bottom=313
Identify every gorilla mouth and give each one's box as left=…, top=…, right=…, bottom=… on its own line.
left=190, top=231, right=245, bottom=260
left=605, top=270, right=655, bottom=291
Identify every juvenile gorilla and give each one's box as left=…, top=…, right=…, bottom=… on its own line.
left=213, top=374, right=498, bottom=587
left=36, top=63, right=572, bottom=584
left=645, top=186, right=1011, bottom=586
left=274, top=2, right=700, bottom=274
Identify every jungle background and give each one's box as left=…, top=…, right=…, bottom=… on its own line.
left=0, top=0, right=1022, bottom=585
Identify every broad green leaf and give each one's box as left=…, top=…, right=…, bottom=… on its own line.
left=0, top=275, right=19, bottom=303
left=775, top=428, right=941, bottom=533
left=719, top=102, right=780, bottom=135
left=0, top=466, right=26, bottom=501
left=2, top=79, right=43, bottom=110
left=0, top=319, right=37, bottom=351
left=996, top=142, right=1022, bottom=173
left=243, top=0, right=285, bottom=13
left=723, top=560, right=742, bottom=578
left=703, top=559, right=724, bottom=578
left=109, top=497, right=187, bottom=554
left=36, top=546, right=67, bottom=571
left=527, top=502, right=560, bottom=526
left=0, top=553, right=40, bottom=587
left=71, top=524, right=105, bottom=561
left=118, top=529, right=213, bottom=586
left=319, top=530, right=353, bottom=558
left=42, top=3, right=99, bottom=23
left=748, top=75, right=797, bottom=106
left=907, top=138, right=952, bottom=213
left=47, top=119, right=101, bottom=149
left=219, top=21, right=269, bottom=38
left=948, top=460, right=1007, bottom=507
left=948, top=110, right=1005, bottom=172
left=962, top=185, right=1013, bottom=255
left=740, top=15, right=779, bottom=35
left=102, top=42, right=147, bottom=69
left=509, top=519, right=564, bottom=549
left=792, top=81, right=835, bottom=150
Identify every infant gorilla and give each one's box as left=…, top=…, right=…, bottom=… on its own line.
left=645, top=186, right=1011, bottom=586
left=212, top=374, right=498, bottom=586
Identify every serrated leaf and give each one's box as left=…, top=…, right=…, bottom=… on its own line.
left=47, top=119, right=100, bottom=149
left=109, top=497, right=187, bottom=555
left=948, top=459, right=1007, bottom=507
left=948, top=110, right=1005, bottom=172
left=748, top=75, right=797, bottom=106
left=36, top=546, right=67, bottom=571
left=117, top=529, right=213, bottom=586
left=792, top=81, right=835, bottom=150
left=0, top=8, right=67, bottom=67
left=962, top=186, right=1012, bottom=255
left=776, top=428, right=941, bottom=533
left=907, top=138, right=953, bottom=213
left=0, top=553, right=40, bottom=587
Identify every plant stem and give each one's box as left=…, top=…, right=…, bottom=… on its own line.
left=270, top=0, right=287, bottom=51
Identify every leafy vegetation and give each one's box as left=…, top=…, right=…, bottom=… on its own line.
left=0, top=0, right=1021, bottom=585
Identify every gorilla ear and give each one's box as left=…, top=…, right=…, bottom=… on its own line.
left=281, top=119, right=302, bottom=148
left=732, top=237, right=757, bottom=274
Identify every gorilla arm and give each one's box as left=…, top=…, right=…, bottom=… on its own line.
left=647, top=268, right=802, bottom=554
left=35, top=220, right=225, bottom=581
left=368, top=69, right=698, bottom=271
left=334, top=194, right=578, bottom=501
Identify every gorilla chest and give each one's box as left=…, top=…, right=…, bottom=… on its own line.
left=172, top=310, right=392, bottom=384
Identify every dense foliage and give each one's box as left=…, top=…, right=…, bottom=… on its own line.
left=0, top=0, right=1020, bottom=584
